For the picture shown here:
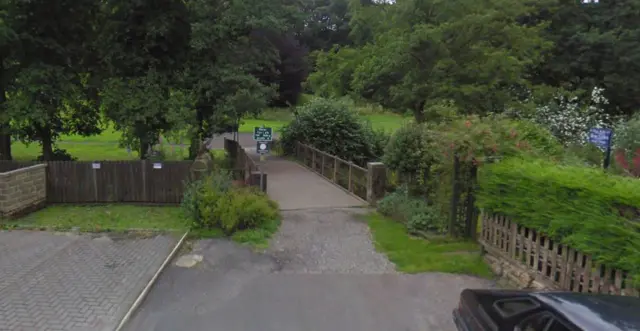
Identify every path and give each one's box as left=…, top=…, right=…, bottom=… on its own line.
left=124, top=233, right=492, bottom=331
left=0, top=230, right=178, bottom=331
left=123, top=135, right=494, bottom=330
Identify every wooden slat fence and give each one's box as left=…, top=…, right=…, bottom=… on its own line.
left=295, top=142, right=368, bottom=200
left=224, top=138, right=260, bottom=184
left=480, top=213, right=639, bottom=297
left=0, top=160, right=192, bottom=204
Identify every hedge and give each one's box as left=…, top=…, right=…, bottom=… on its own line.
left=477, top=158, right=640, bottom=283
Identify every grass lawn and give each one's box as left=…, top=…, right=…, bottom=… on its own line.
left=240, top=109, right=410, bottom=134
left=4, top=205, right=189, bottom=232
left=11, top=141, right=190, bottom=161
left=366, top=213, right=493, bottom=278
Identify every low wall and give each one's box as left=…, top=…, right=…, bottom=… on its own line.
left=480, top=212, right=639, bottom=297
left=0, top=164, right=47, bottom=218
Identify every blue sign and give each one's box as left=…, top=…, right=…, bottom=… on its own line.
left=588, top=128, right=613, bottom=150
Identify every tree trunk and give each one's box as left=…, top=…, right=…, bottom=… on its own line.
left=188, top=109, right=205, bottom=160
left=40, top=128, right=53, bottom=161
left=138, top=136, right=151, bottom=160
left=0, top=65, right=11, bottom=160
left=413, top=101, right=426, bottom=123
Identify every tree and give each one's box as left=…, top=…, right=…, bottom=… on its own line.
left=254, top=31, right=310, bottom=107
left=297, top=0, right=353, bottom=51
left=531, top=0, right=640, bottom=117
left=0, top=0, right=17, bottom=160
left=181, top=0, right=299, bottom=158
left=99, top=0, right=192, bottom=159
left=350, top=0, right=551, bottom=122
left=4, top=0, right=102, bottom=160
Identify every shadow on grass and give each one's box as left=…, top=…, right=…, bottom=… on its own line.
left=364, top=212, right=493, bottom=278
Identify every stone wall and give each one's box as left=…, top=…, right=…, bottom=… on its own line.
left=483, top=254, right=555, bottom=290
left=0, top=164, right=47, bottom=218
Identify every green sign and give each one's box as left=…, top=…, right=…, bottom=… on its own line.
left=253, top=127, right=273, bottom=141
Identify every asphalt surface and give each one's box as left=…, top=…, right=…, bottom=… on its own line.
left=0, top=231, right=178, bottom=331
left=124, top=134, right=494, bottom=331
left=125, top=209, right=493, bottom=331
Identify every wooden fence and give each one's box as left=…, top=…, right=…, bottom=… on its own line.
left=295, top=142, right=368, bottom=200
left=224, top=139, right=260, bottom=185
left=480, top=213, right=639, bottom=297
left=0, top=160, right=192, bottom=204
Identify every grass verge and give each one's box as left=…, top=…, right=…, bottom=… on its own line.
left=365, top=213, right=493, bottom=278
left=3, top=205, right=189, bottom=232
left=231, top=218, right=281, bottom=250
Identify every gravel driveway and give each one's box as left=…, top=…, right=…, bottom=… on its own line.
left=270, top=208, right=395, bottom=274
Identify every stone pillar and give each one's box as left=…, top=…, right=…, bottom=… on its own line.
left=366, top=162, right=387, bottom=205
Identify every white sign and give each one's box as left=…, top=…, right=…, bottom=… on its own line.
left=153, top=163, right=163, bottom=169
left=92, top=162, right=101, bottom=169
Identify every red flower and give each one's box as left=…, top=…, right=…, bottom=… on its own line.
left=465, top=120, right=472, bottom=128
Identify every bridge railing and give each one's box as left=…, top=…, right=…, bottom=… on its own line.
left=295, top=142, right=386, bottom=204
left=224, top=138, right=262, bottom=189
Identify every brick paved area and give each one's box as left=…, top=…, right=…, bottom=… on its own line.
left=0, top=231, right=178, bottom=331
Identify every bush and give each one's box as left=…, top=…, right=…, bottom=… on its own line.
left=383, top=123, right=438, bottom=184
left=613, top=114, right=640, bottom=177
left=477, top=158, right=640, bottom=284
left=181, top=171, right=278, bottom=234
left=37, top=147, right=77, bottom=161
left=214, top=188, right=279, bottom=234
left=279, top=97, right=381, bottom=165
left=377, top=186, right=447, bottom=234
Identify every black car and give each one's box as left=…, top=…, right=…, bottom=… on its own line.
left=453, top=289, right=640, bottom=331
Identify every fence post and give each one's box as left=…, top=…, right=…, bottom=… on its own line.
left=321, top=154, right=325, bottom=176
left=366, top=162, right=386, bottom=205
left=333, top=158, right=338, bottom=182
left=312, top=149, right=316, bottom=171
left=348, top=162, right=353, bottom=192
left=92, top=163, right=98, bottom=202
left=465, top=164, right=479, bottom=239
left=141, top=160, right=148, bottom=202
left=449, top=155, right=461, bottom=236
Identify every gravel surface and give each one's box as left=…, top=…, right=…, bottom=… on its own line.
left=269, top=208, right=397, bottom=274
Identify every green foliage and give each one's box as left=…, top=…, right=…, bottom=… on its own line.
left=532, top=0, right=640, bottom=117
left=562, top=143, right=603, bottom=168
left=214, top=188, right=279, bottom=234
left=377, top=186, right=447, bottom=234
left=181, top=171, right=279, bottom=235
left=36, top=147, right=77, bottom=161
left=614, top=114, right=640, bottom=161
left=279, top=97, right=383, bottom=165
left=349, top=0, right=551, bottom=121
left=366, top=212, right=492, bottom=277
left=382, top=123, right=438, bottom=184
left=407, top=208, right=446, bottom=235
left=477, top=158, right=640, bottom=284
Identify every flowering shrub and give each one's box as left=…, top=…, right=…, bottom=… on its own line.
left=512, top=87, right=614, bottom=146
left=437, top=115, right=562, bottom=165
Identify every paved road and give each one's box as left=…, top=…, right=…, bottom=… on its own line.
left=125, top=209, right=493, bottom=331
left=0, top=230, right=178, bottom=331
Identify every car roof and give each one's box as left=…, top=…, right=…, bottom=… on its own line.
left=531, top=292, right=640, bottom=331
